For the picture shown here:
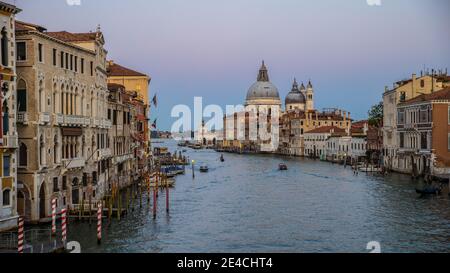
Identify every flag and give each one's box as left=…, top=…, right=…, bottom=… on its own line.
left=152, top=94, right=158, bottom=108
left=151, top=119, right=157, bottom=129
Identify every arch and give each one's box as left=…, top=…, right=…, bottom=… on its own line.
left=2, top=99, right=8, bottom=135
left=2, top=188, right=11, bottom=206
left=1, top=27, right=8, bottom=66
left=39, top=135, right=45, bottom=166
left=38, top=80, right=44, bottom=112
left=17, top=79, right=27, bottom=112
left=19, top=142, right=28, bottom=167
left=71, top=177, right=80, bottom=205
left=39, top=182, right=47, bottom=219
left=53, top=82, right=58, bottom=113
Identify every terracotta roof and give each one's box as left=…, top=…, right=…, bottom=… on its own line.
left=399, top=87, right=450, bottom=105
left=107, top=62, right=148, bottom=77
left=46, top=31, right=97, bottom=42
left=15, top=20, right=47, bottom=32
left=352, top=120, right=368, bottom=129
left=305, top=126, right=346, bottom=134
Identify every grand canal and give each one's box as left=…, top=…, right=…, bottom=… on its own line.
left=67, top=140, right=450, bottom=253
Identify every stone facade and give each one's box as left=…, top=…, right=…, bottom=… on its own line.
left=0, top=1, right=20, bottom=232
left=15, top=21, right=111, bottom=223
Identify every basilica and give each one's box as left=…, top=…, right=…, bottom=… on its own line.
left=222, top=61, right=352, bottom=155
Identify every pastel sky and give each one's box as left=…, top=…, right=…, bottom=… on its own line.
left=8, top=0, right=450, bottom=130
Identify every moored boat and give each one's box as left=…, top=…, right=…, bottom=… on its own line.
left=416, top=185, right=443, bottom=195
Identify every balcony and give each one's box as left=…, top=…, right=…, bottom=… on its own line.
left=62, top=158, right=86, bottom=170
left=17, top=112, right=29, bottom=124
left=39, top=113, right=51, bottom=124
left=113, top=153, right=133, bottom=164
left=2, top=135, right=18, bottom=149
left=56, top=114, right=90, bottom=127
left=97, top=149, right=112, bottom=159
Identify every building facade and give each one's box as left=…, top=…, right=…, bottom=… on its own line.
left=396, top=88, right=450, bottom=177
left=383, top=71, right=450, bottom=174
left=15, top=21, right=111, bottom=223
left=0, top=1, right=20, bottom=232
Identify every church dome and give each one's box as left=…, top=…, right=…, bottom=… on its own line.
left=246, top=61, right=281, bottom=103
left=285, top=78, right=306, bottom=105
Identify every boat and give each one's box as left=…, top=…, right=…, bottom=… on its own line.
left=193, top=144, right=202, bottom=150
left=220, top=155, right=225, bottom=162
left=279, top=163, right=288, bottom=171
left=416, top=185, right=443, bottom=195
left=200, top=166, right=209, bottom=173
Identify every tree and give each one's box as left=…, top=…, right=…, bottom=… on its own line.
left=368, top=102, right=383, bottom=127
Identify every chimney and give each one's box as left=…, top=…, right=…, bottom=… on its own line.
left=343, top=111, right=347, bottom=121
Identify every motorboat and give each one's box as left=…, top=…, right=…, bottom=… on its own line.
left=220, top=155, right=225, bottom=162
left=279, top=163, right=288, bottom=171
left=200, top=166, right=209, bottom=173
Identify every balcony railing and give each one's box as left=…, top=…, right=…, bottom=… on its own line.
left=2, top=135, right=18, bottom=149
left=39, top=113, right=51, bottom=124
left=62, top=158, right=86, bottom=170
left=17, top=112, right=28, bottom=123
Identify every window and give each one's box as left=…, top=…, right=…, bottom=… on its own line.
left=448, top=133, right=450, bottom=151
left=3, top=155, right=10, bottom=177
left=81, top=58, right=84, bottom=73
left=399, top=133, right=405, bottom=149
left=17, top=80, right=27, bottom=112
left=1, top=28, right=8, bottom=66
left=65, top=53, right=69, bottom=69
left=19, top=143, right=28, bottom=167
left=38, top=43, right=43, bottom=62
left=53, top=177, right=59, bottom=193
left=16, top=42, right=26, bottom=61
left=400, top=92, right=406, bottom=102
left=62, top=176, right=67, bottom=190
left=420, top=80, right=425, bottom=88
left=421, top=132, right=428, bottom=150
left=60, top=51, right=64, bottom=68
left=90, top=61, right=94, bottom=76
left=398, top=109, right=405, bottom=125
left=2, top=189, right=10, bottom=206
left=74, top=56, right=78, bottom=72
left=448, top=106, right=450, bottom=125
left=53, top=48, right=57, bottom=66
left=70, top=54, right=73, bottom=70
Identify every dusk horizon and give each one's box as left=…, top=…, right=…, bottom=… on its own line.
left=8, top=0, right=450, bottom=130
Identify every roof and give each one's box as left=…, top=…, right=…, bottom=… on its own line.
left=305, top=126, right=346, bottom=134
left=46, top=31, right=98, bottom=42
left=399, top=87, right=450, bottom=106
left=107, top=62, right=149, bottom=78
left=15, top=20, right=47, bottom=32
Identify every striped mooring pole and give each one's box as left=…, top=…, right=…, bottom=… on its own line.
left=61, top=208, right=67, bottom=246
left=17, top=217, right=24, bottom=254
left=51, top=198, right=57, bottom=236
left=97, top=202, right=102, bottom=244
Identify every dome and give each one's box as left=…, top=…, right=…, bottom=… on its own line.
left=246, top=61, right=281, bottom=103
left=285, top=79, right=306, bottom=104
left=246, top=81, right=281, bottom=101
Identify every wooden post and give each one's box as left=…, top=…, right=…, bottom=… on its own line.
left=153, top=184, right=157, bottom=219
left=97, top=202, right=102, bottom=244
left=117, top=190, right=121, bottom=221
left=166, top=175, right=169, bottom=213
left=51, top=198, right=57, bottom=236
left=89, top=196, right=92, bottom=225
left=79, top=195, right=83, bottom=221
left=17, top=217, right=24, bottom=254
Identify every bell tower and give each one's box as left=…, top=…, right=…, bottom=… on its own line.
left=306, top=80, right=314, bottom=111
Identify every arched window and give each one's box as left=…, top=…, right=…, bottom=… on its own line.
left=17, top=79, right=27, bottom=112
left=1, top=27, right=8, bottom=67
left=39, top=135, right=45, bottom=166
left=54, top=135, right=59, bottom=164
left=2, top=189, right=11, bottom=206
left=53, top=83, right=57, bottom=113
left=60, top=84, right=65, bottom=115
left=38, top=80, right=44, bottom=112
left=19, top=143, right=28, bottom=167
left=2, top=100, right=8, bottom=135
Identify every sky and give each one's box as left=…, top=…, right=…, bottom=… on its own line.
left=8, top=0, right=450, bottom=130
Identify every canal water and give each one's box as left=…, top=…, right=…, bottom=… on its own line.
left=67, top=140, right=450, bottom=253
